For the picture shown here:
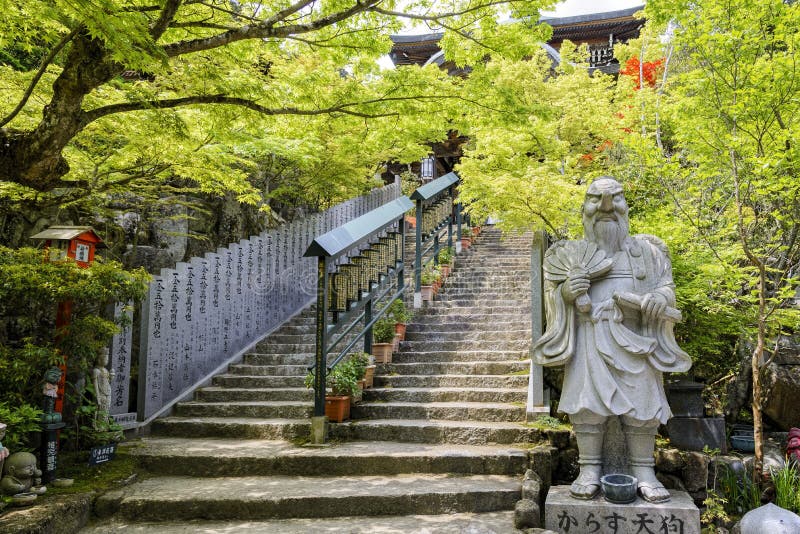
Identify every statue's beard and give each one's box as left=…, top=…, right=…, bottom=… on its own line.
left=592, top=219, right=627, bottom=252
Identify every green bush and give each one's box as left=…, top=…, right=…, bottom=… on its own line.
left=420, top=266, right=439, bottom=286
left=437, top=247, right=453, bottom=265
left=372, top=318, right=396, bottom=343
left=0, top=247, right=148, bottom=451
left=304, top=353, right=365, bottom=398
left=0, top=402, right=43, bottom=452
left=387, top=298, right=412, bottom=324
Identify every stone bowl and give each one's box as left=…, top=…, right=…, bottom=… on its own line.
left=731, top=435, right=756, bottom=452
left=601, top=474, right=638, bottom=504
left=10, top=492, right=38, bottom=507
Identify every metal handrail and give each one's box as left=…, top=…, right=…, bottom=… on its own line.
left=304, top=196, right=413, bottom=431
left=410, top=172, right=461, bottom=307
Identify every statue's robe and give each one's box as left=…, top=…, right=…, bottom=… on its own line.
left=532, top=235, right=691, bottom=424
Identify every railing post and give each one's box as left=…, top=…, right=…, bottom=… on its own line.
left=398, top=217, right=406, bottom=293
left=433, top=231, right=439, bottom=266
left=455, top=202, right=463, bottom=254
left=363, top=296, right=373, bottom=354
left=447, top=190, right=454, bottom=250
left=414, top=198, right=423, bottom=308
left=527, top=230, right=550, bottom=422
left=311, top=255, right=328, bottom=444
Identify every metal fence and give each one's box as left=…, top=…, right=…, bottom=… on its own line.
left=107, top=183, right=401, bottom=425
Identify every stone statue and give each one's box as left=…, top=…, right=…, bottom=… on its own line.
left=92, top=347, right=114, bottom=427
left=1, top=452, right=42, bottom=495
left=42, top=366, right=63, bottom=424
left=533, top=177, right=691, bottom=503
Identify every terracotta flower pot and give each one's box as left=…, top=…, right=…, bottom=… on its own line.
left=395, top=323, right=407, bottom=340
left=421, top=285, right=434, bottom=301
left=405, top=215, right=417, bottom=229
left=325, top=395, right=351, bottom=422
left=440, top=264, right=451, bottom=278
left=461, top=237, right=471, bottom=250
left=372, top=343, right=393, bottom=363
left=364, top=365, right=376, bottom=388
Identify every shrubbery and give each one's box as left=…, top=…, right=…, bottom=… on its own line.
left=0, top=247, right=148, bottom=450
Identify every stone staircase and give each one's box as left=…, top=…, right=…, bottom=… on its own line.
left=83, top=226, right=543, bottom=533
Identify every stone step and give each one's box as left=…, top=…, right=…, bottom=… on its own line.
left=241, top=353, right=311, bottom=365
left=329, top=419, right=541, bottom=445
left=375, top=374, right=528, bottom=389
left=398, top=339, right=530, bottom=352
left=212, top=374, right=306, bottom=388
left=254, top=343, right=317, bottom=354
left=433, top=299, right=531, bottom=308
left=228, top=364, right=309, bottom=376
left=127, top=438, right=528, bottom=477
left=364, top=387, right=526, bottom=404
left=403, top=329, right=531, bottom=342
left=151, top=417, right=309, bottom=440
left=81, top=511, right=521, bottom=534
left=391, top=350, right=528, bottom=364
left=351, top=402, right=525, bottom=422
left=426, top=305, right=529, bottom=314
left=196, top=387, right=312, bottom=402
left=95, top=474, right=521, bottom=522
left=174, top=401, right=312, bottom=419
left=406, top=321, right=528, bottom=333
left=378, top=360, right=528, bottom=376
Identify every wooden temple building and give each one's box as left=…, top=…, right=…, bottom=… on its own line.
left=385, top=6, right=645, bottom=180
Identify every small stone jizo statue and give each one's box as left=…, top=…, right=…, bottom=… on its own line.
left=1, top=452, right=42, bottom=495
left=92, top=347, right=114, bottom=428
left=42, top=366, right=63, bottom=424
left=533, top=177, right=691, bottom=503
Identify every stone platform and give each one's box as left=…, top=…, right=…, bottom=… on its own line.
left=544, top=485, right=700, bottom=533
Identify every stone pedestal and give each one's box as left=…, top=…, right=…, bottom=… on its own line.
left=544, top=485, right=700, bottom=534
left=39, top=422, right=66, bottom=484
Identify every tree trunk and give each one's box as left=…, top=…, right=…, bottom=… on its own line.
left=751, top=267, right=767, bottom=481
left=0, top=31, right=119, bottom=192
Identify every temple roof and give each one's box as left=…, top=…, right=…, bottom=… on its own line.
left=388, top=6, right=645, bottom=67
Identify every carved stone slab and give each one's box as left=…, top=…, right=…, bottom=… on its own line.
left=544, top=485, right=700, bottom=534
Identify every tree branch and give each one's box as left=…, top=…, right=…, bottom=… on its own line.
left=80, top=94, right=406, bottom=125
left=162, top=1, right=381, bottom=57
left=0, top=27, right=80, bottom=129
left=151, top=0, right=183, bottom=40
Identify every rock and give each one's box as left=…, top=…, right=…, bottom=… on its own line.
left=681, top=451, right=710, bottom=493
left=514, top=498, right=541, bottom=529
left=739, top=503, right=800, bottom=534
left=528, top=445, right=555, bottom=490
left=772, top=334, right=800, bottom=365
left=656, top=448, right=686, bottom=473
left=555, top=448, right=579, bottom=483
left=546, top=429, right=570, bottom=450
left=522, top=469, right=543, bottom=503
left=656, top=472, right=687, bottom=491
left=762, top=363, right=800, bottom=430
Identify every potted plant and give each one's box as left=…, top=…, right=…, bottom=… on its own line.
left=304, top=362, right=359, bottom=422
left=353, top=352, right=376, bottom=388
left=420, top=267, right=437, bottom=301
left=430, top=266, right=443, bottom=294
left=437, top=247, right=453, bottom=278
left=371, top=318, right=396, bottom=363
left=388, top=298, right=412, bottom=340
left=348, top=352, right=370, bottom=395
left=460, top=229, right=472, bottom=250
